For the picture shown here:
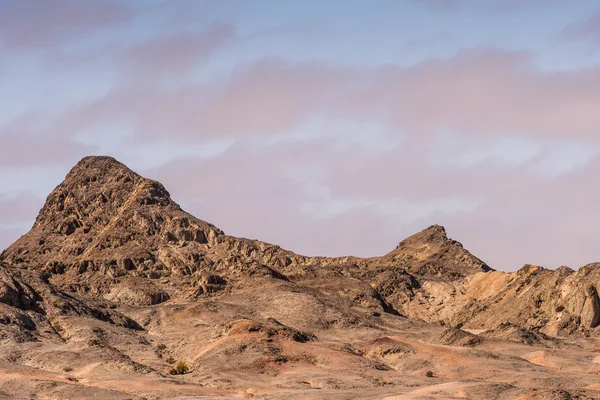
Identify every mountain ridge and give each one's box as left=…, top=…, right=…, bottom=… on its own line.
left=3, top=156, right=599, bottom=334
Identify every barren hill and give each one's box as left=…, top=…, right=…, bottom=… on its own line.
left=0, top=156, right=599, bottom=399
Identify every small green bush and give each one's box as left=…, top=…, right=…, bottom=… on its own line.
left=165, top=356, right=176, bottom=364
left=425, top=370, right=434, bottom=378
left=157, top=343, right=167, bottom=351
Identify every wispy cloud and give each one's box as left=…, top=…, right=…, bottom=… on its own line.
left=32, top=47, right=600, bottom=145
left=0, top=0, right=132, bottom=50
left=562, top=11, right=600, bottom=46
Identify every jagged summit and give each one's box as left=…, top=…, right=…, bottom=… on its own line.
left=2, top=156, right=223, bottom=278
left=34, top=155, right=172, bottom=229
left=392, top=224, right=448, bottom=251
left=69, top=155, right=132, bottom=175
left=384, top=224, right=492, bottom=278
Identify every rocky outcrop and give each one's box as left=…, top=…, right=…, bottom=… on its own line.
left=0, top=157, right=490, bottom=312
left=436, top=327, right=483, bottom=347
left=0, top=261, right=140, bottom=342
left=383, top=224, right=491, bottom=279
left=3, top=156, right=222, bottom=275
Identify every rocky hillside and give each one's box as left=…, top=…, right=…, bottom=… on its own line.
left=1, top=156, right=491, bottom=311
left=2, top=156, right=600, bottom=336
left=1, top=156, right=599, bottom=399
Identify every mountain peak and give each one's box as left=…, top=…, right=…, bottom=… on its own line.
left=387, top=224, right=492, bottom=277
left=393, top=224, right=448, bottom=250
left=1, top=156, right=222, bottom=272
left=32, top=155, right=173, bottom=230
left=417, top=224, right=448, bottom=242
left=63, top=155, right=138, bottom=188
left=72, top=155, right=129, bottom=170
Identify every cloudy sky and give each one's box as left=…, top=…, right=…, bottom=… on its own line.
left=2, top=0, right=600, bottom=271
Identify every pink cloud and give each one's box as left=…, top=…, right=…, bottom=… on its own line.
left=0, top=129, right=95, bottom=167
left=121, top=23, right=235, bottom=80
left=562, top=12, right=600, bottom=44
left=53, top=58, right=358, bottom=139
left=352, top=48, right=600, bottom=139
left=45, top=48, right=600, bottom=145
left=0, top=193, right=41, bottom=252
left=0, top=227, right=26, bottom=253
left=0, top=192, right=42, bottom=224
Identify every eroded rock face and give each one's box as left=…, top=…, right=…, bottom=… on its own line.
left=4, top=157, right=222, bottom=275
left=444, top=264, right=600, bottom=336
left=582, top=281, right=600, bottom=329
left=385, top=224, right=491, bottom=279
left=0, top=262, right=140, bottom=341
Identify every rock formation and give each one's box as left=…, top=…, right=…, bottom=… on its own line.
left=0, top=156, right=599, bottom=399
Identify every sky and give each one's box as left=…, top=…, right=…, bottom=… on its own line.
left=1, top=0, right=600, bottom=271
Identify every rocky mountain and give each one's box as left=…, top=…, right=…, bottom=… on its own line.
left=0, top=156, right=599, bottom=399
